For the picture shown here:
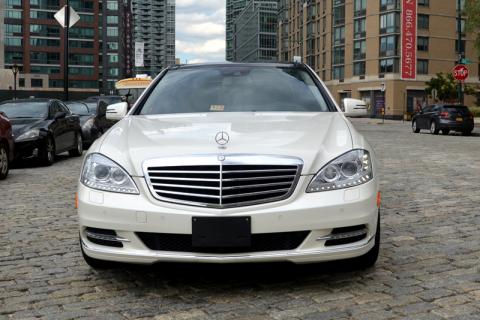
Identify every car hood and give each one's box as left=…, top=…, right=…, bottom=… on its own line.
left=10, top=118, right=44, bottom=138
left=96, top=112, right=354, bottom=176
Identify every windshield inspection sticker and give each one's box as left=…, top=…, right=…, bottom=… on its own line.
left=210, top=105, right=225, bottom=112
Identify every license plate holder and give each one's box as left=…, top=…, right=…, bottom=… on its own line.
left=192, top=217, right=251, bottom=248
left=456, top=117, right=463, bottom=122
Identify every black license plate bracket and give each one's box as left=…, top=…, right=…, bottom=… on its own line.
left=192, top=217, right=251, bottom=248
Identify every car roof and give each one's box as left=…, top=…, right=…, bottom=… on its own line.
left=170, top=62, right=301, bottom=70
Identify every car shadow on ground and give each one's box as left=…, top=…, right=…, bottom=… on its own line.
left=95, top=259, right=373, bottom=288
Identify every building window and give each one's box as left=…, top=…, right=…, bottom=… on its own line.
left=106, top=27, right=118, bottom=37
left=29, top=0, right=60, bottom=9
left=107, top=0, right=118, bottom=10
left=354, top=0, right=366, bottom=16
left=417, top=59, right=428, bottom=74
left=418, top=0, right=429, bottom=7
left=108, top=54, right=119, bottom=63
left=107, top=15, right=118, bottom=24
left=354, top=18, right=366, bottom=39
left=457, top=19, right=466, bottom=34
left=30, top=66, right=60, bottom=74
left=380, top=12, right=400, bottom=34
left=5, top=51, right=23, bottom=64
left=353, top=61, right=366, bottom=76
left=30, top=10, right=55, bottom=19
left=333, top=26, right=345, bottom=45
left=30, top=38, right=60, bottom=47
left=379, top=58, right=399, bottom=73
left=31, top=79, right=43, bottom=88
left=5, top=24, right=22, bottom=35
left=69, top=67, right=94, bottom=76
left=333, top=5, right=345, bottom=25
left=456, top=40, right=466, bottom=54
left=332, top=66, right=344, bottom=79
left=69, top=53, right=94, bottom=65
left=5, top=37, right=22, bottom=46
left=109, top=68, right=119, bottom=76
left=380, top=0, right=399, bottom=11
left=353, top=40, right=366, bottom=60
left=30, top=52, right=60, bottom=64
left=70, top=27, right=94, bottom=39
left=6, top=0, right=22, bottom=8
left=19, top=78, right=25, bottom=87
left=333, top=46, right=345, bottom=64
left=69, top=40, right=94, bottom=48
left=417, top=37, right=429, bottom=51
left=6, top=10, right=22, bottom=19
left=418, top=14, right=429, bottom=30
left=30, top=24, right=60, bottom=37
left=107, top=42, right=119, bottom=50
left=80, top=14, right=94, bottom=23
left=379, top=35, right=398, bottom=57
left=457, top=0, right=465, bottom=11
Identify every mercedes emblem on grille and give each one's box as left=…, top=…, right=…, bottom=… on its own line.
left=215, top=131, right=229, bottom=146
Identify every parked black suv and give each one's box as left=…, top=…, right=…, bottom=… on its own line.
left=412, top=104, right=474, bottom=136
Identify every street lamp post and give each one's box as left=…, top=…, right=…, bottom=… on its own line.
left=11, top=64, right=19, bottom=100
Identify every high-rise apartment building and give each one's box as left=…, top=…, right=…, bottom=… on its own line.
left=131, top=0, right=175, bottom=76
left=226, top=0, right=248, bottom=61
left=0, top=0, right=132, bottom=100
left=233, top=0, right=279, bottom=62
left=278, top=0, right=479, bottom=118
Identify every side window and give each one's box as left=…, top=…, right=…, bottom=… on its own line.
left=50, top=102, right=62, bottom=117
left=422, top=106, right=431, bottom=113
left=431, top=106, right=440, bottom=112
left=58, top=102, right=71, bottom=115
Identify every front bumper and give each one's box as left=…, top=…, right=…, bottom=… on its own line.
left=78, top=176, right=379, bottom=264
left=14, top=137, right=46, bottom=160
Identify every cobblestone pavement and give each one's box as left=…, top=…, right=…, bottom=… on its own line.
left=1, top=119, right=479, bottom=320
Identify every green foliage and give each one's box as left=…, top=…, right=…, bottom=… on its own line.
left=425, top=73, right=458, bottom=102
left=426, top=73, right=478, bottom=103
left=470, top=106, right=480, bottom=117
left=465, top=0, right=480, bottom=55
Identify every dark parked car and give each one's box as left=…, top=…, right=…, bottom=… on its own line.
left=65, top=101, right=109, bottom=147
left=0, top=111, right=14, bottom=179
left=412, top=104, right=474, bottom=136
left=0, top=99, right=83, bottom=166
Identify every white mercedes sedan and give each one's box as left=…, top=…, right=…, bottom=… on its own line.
left=77, top=63, right=380, bottom=269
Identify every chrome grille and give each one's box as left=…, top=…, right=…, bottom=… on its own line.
left=143, top=155, right=303, bottom=208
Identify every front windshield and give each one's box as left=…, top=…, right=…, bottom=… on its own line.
left=0, top=102, right=48, bottom=119
left=138, top=66, right=330, bottom=115
left=67, top=103, right=90, bottom=116
left=118, top=88, right=144, bottom=106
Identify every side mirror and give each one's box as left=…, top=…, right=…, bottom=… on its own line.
left=97, top=101, right=108, bottom=118
left=54, top=111, right=67, bottom=120
left=342, top=98, right=368, bottom=117
left=106, top=102, right=128, bottom=121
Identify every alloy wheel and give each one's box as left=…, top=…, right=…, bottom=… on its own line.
left=0, top=146, right=8, bottom=175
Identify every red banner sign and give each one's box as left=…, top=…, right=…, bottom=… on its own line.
left=401, top=0, right=417, bottom=79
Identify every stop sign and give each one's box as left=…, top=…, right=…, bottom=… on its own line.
left=453, top=64, right=469, bottom=81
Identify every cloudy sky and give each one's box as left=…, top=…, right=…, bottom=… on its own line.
left=176, top=0, right=226, bottom=64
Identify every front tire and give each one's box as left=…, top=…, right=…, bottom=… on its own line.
left=430, top=121, right=439, bottom=135
left=69, top=133, right=83, bottom=157
left=0, top=144, right=9, bottom=180
left=412, top=120, right=420, bottom=133
left=40, top=136, right=55, bottom=166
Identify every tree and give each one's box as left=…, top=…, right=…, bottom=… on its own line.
left=465, top=0, right=480, bottom=55
left=425, top=73, right=458, bottom=102
left=426, top=73, right=477, bottom=103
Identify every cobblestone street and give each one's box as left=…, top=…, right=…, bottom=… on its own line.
left=1, top=119, right=479, bottom=320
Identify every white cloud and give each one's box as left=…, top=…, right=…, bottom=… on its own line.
left=176, top=2, right=226, bottom=62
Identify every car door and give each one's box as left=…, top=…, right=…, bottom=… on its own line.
left=48, top=102, right=65, bottom=152
left=418, top=106, right=432, bottom=129
left=59, top=102, right=78, bottom=149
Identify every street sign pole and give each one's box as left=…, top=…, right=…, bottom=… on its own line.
left=457, top=0, right=463, bottom=104
left=64, top=0, right=70, bottom=101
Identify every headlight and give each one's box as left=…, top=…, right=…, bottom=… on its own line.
left=81, top=153, right=139, bottom=194
left=16, top=129, right=40, bottom=141
left=82, top=118, right=94, bottom=130
left=307, top=149, right=373, bottom=192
